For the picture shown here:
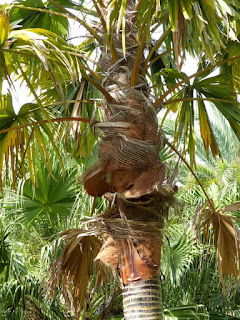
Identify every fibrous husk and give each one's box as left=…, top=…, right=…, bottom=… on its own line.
left=109, top=168, right=141, bottom=193
left=122, top=163, right=165, bottom=199
left=95, top=235, right=162, bottom=285
left=85, top=193, right=167, bottom=268
left=103, top=193, right=167, bottom=224
left=80, top=0, right=171, bottom=289
left=95, top=235, right=119, bottom=270
left=120, top=237, right=160, bottom=284
left=84, top=168, right=110, bottom=197
left=105, top=135, right=159, bottom=168
left=95, top=121, right=143, bottom=140
left=82, top=160, right=110, bottom=197
left=83, top=191, right=168, bottom=246
left=82, top=92, right=166, bottom=196
left=82, top=67, right=165, bottom=196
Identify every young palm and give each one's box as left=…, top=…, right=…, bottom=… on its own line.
left=1, top=1, right=240, bottom=319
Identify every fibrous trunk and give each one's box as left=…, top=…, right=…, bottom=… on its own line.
left=83, top=1, right=174, bottom=318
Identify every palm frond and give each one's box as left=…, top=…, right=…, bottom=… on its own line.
left=162, top=224, right=199, bottom=285
left=47, top=229, right=105, bottom=316
left=198, top=100, right=220, bottom=158
left=10, top=0, right=69, bottom=39
left=154, top=54, right=240, bottom=108
left=194, top=204, right=240, bottom=290
left=0, top=95, right=62, bottom=187
left=0, top=9, right=10, bottom=46
left=157, top=61, right=240, bottom=162
left=5, top=152, right=78, bottom=230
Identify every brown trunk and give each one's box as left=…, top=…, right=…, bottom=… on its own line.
left=83, top=1, right=174, bottom=318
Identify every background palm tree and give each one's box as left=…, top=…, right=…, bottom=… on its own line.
left=0, top=0, right=240, bottom=319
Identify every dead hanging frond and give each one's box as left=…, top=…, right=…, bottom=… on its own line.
left=172, top=2, right=188, bottom=71
left=193, top=202, right=240, bottom=291
left=46, top=229, right=105, bottom=317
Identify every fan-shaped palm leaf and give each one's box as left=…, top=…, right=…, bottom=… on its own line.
left=0, top=95, right=63, bottom=187
left=47, top=229, right=105, bottom=317
left=162, top=224, right=199, bottom=285
left=4, top=152, right=78, bottom=231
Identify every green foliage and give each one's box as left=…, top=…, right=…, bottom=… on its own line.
left=10, top=0, right=69, bottom=39
left=162, top=253, right=240, bottom=318
left=0, top=277, right=72, bottom=320
left=4, top=154, right=80, bottom=237
left=162, top=224, right=200, bottom=285
left=0, top=219, right=10, bottom=280
left=164, top=305, right=209, bottom=319
left=0, top=0, right=240, bottom=319
left=0, top=0, right=240, bottom=179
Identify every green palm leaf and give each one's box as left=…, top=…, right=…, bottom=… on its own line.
left=6, top=153, right=78, bottom=229
left=162, top=225, right=199, bottom=285
left=10, top=0, right=69, bottom=38
left=0, top=95, right=63, bottom=187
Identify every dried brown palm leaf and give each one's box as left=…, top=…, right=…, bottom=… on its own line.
left=220, top=202, right=240, bottom=213
left=84, top=169, right=110, bottom=197
left=172, top=2, right=188, bottom=70
left=194, top=202, right=240, bottom=289
left=215, top=214, right=240, bottom=280
left=47, top=229, right=105, bottom=316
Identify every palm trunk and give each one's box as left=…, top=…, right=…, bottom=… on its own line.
left=122, top=277, right=163, bottom=320
left=83, top=1, right=174, bottom=319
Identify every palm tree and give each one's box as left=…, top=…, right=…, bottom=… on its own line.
left=1, top=0, right=240, bottom=319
